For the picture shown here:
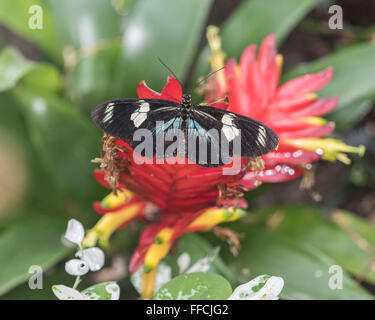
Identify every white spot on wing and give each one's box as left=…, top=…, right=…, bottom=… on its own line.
left=232, top=126, right=240, bottom=136
left=221, top=113, right=240, bottom=142
left=130, top=112, right=137, bottom=121
left=257, top=126, right=267, bottom=147
left=222, top=114, right=234, bottom=126
left=130, top=102, right=150, bottom=128
left=133, top=112, right=147, bottom=127
left=103, top=102, right=115, bottom=123
left=139, top=102, right=150, bottom=112
left=223, top=126, right=235, bottom=141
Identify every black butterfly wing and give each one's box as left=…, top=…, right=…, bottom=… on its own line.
left=91, top=98, right=183, bottom=159
left=188, top=105, right=279, bottom=165
left=91, top=98, right=181, bottom=139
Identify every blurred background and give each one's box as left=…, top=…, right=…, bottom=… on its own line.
left=0, top=0, right=374, bottom=299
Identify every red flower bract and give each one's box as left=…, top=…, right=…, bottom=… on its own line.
left=205, top=34, right=340, bottom=188
left=94, top=76, right=252, bottom=214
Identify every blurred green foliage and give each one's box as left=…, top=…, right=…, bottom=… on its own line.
left=284, top=42, right=375, bottom=131
left=0, top=0, right=374, bottom=300
left=208, top=206, right=375, bottom=299
left=155, top=272, right=233, bottom=300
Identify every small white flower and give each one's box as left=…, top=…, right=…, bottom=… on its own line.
left=76, top=247, right=105, bottom=271
left=228, top=275, right=284, bottom=300
left=62, top=219, right=105, bottom=274
left=52, top=285, right=87, bottom=300
left=65, top=259, right=90, bottom=276
left=64, top=219, right=85, bottom=247
left=53, top=219, right=118, bottom=300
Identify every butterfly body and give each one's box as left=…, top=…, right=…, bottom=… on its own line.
left=92, top=94, right=279, bottom=167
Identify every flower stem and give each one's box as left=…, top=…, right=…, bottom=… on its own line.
left=141, top=267, right=158, bottom=300
left=73, top=276, right=81, bottom=290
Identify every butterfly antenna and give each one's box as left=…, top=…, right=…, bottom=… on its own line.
left=197, top=66, right=225, bottom=86
left=156, top=56, right=182, bottom=103
left=156, top=56, right=181, bottom=84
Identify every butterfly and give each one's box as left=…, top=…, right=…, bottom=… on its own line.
left=91, top=93, right=279, bottom=167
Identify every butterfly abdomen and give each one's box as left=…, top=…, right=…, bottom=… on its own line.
left=181, top=107, right=189, bottom=121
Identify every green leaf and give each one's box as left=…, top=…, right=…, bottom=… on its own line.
left=191, top=0, right=318, bottom=91
left=333, top=210, right=375, bottom=279
left=328, top=98, right=373, bottom=131
left=164, top=233, right=234, bottom=283
left=283, top=42, right=375, bottom=130
left=254, top=206, right=375, bottom=285
left=46, top=0, right=134, bottom=112
left=221, top=0, right=319, bottom=56
left=154, top=272, right=232, bottom=300
left=0, top=47, right=35, bottom=92
left=2, top=265, right=79, bottom=300
left=68, top=42, right=121, bottom=113
left=221, top=221, right=373, bottom=299
left=338, top=211, right=375, bottom=244
left=0, top=92, right=65, bottom=211
left=112, top=0, right=213, bottom=97
left=0, top=1, right=62, bottom=62
left=11, top=87, right=103, bottom=207
left=0, top=47, right=62, bottom=94
left=47, top=0, right=123, bottom=49
left=21, top=63, right=63, bottom=93
left=81, top=281, right=120, bottom=300
left=0, top=92, right=26, bottom=136
left=0, top=217, right=70, bottom=296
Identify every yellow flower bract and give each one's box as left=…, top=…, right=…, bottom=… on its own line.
left=285, top=137, right=365, bottom=164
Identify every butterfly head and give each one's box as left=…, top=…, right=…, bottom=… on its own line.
left=182, top=93, right=192, bottom=106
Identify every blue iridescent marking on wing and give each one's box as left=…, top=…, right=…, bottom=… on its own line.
left=188, top=119, right=206, bottom=136
left=152, top=118, right=175, bottom=136
left=173, top=117, right=182, bottom=129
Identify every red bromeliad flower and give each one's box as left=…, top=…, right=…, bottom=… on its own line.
left=84, top=28, right=364, bottom=299
left=204, top=28, right=364, bottom=190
